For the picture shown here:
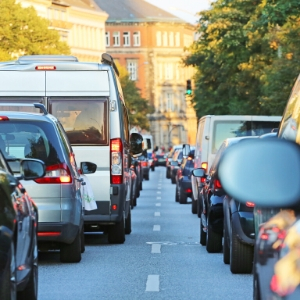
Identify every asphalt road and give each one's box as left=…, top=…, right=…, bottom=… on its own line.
left=38, top=167, right=252, bottom=300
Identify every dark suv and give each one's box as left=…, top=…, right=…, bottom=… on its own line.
left=0, top=103, right=97, bottom=263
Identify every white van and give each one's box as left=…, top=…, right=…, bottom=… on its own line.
left=0, top=54, right=143, bottom=244
left=190, top=115, right=282, bottom=206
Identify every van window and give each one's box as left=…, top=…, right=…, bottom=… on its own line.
left=49, top=98, right=108, bottom=146
left=212, top=120, right=280, bottom=153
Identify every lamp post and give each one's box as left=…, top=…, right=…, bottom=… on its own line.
left=168, top=124, right=183, bottom=148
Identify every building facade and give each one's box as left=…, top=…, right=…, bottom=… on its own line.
left=95, top=0, right=197, bottom=149
left=18, top=0, right=108, bottom=62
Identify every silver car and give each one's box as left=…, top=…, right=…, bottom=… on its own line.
left=0, top=103, right=97, bottom=263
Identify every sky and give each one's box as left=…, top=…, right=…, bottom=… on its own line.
left=145, top=0, right=211, bottom=24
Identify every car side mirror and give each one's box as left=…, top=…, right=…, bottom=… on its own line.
left=130, top=133, right=143, bottom=157
left=21, top=159, right=46, bottom=180
left=192, top=168, right=206, bottom=178
left=80, top=161, right=97, bottom=174
left=182, top=144, right=190, bottom=158
left=218, top=138, right=300, bottom=208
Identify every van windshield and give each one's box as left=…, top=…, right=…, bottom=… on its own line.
left=49, top=98, right=108, bottom=146
left=212, top=120, right=280, bottom=153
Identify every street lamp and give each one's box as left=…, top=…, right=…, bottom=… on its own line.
left=168, top=124, right=184, bottom=148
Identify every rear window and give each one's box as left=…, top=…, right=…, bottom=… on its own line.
left=49, top=98, right=108, bottom=146
left=0, top=120, right=65, bottom=168
left=212, top=120, right=280, bottom=154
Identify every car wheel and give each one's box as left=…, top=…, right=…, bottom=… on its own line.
left=108, top=214, right=125, bottom=244
left=18, top=230, right=38, bottom=300
left=223, top=219, right=230, bottom=264
left=166, top=168, right=170, bottom=179
left=1, top=241, right=17, bottom=300
left=200, top=217, right=206, bottom=246
left=175, top=184, right=179, bottom=202
left=81, top=225, right=85, bottom=253
left=230, top=220, right=254, bottom=273
left=171, top=176, right=176, bottom=184
left=145, top=172, right=149, bottom=181
left=60, top=229, right=82, bottom=263
left=151, top=166, right=155, bottom=171
left=125, top=208, right=132, bottom=234
left=206, top=214, right=222, bottom=253
left=197, top=197, right=202, bottom=218
left=179, top=187, right=187, bottom=204
left=140, top=180, right=143, bottom=190
left=191, top=196, right=197, bottom=214
left=136, top=185, right=140, bottom=198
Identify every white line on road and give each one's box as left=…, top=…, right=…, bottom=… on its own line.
left=157, top=191, right=161, bottom=194
left=146, top=275, right=160, bottom=292
left=157, top=187, right=161, bottom=189
left=151, top=244, right=161, bottom=253
left=155, top=203, right=161, bottom=206
left=154, top=212, right=160, bottom=217
left=156, top=196, right=161, bottom=199
left=153, top=225, right=161, bottom=231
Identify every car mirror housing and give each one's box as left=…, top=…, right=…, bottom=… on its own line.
left=218, top=138, right=300, bottom=208
left=21, top=159, right=46, bottom=180
left=80, top=161, right=97, bottom=174
left=130, top=133, right=143, bottom=157
left=192, top=168, right=206, bottom=177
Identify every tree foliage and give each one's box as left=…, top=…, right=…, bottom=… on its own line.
left=116, top=63, right=154, bottom=131
left=0, top=0, right=70, bottom=61
left=185, top=0, right=300, bottom=118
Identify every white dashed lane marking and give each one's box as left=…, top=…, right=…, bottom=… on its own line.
left=153, top=225, right=161, bottom=231
left=154, top=212, right=160, bottom=217
left=155, top=203, right=161, bottom=207
left=151, top=244, right=161, bottom=253
left=146, top=275, right=160, bottom=292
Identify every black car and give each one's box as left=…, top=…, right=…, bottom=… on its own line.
left=138, top=152, right=150, bottom=181
left=170, top=149, right=183, bottom=184
left=0, top=149, right=45, bottom=300
left=155, top=153, right=167, bottom=167
left=175, top=149, right=194, bottom=204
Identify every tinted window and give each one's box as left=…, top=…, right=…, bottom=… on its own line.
left=212, top=121, right=280, bottom=154
left=0, top=121, right=65, bottom=168
left=49, top=98, right=108, bottom=146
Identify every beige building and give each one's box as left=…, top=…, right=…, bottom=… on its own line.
left=94, top=0, right=197, bottom=149
left=18, top=0, right=108, bottom=62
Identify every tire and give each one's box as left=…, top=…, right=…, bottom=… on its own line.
left=145, top=172, right=149, bottom=181
left=166, top=168, right=170, bottom=179
left=136, top=185, right=140, bottom=198
left=151, top=166, right=155, bottom=171
left=18, top=230, right=38, bottom=300
left=206, top=214, right=222, bottom=253
left=81, top=226, right=85, bottom=253
left=223, top=219, right=230, bottom=264
left=197, top=197, right=202, bottom=218
left=60, top=229, right=82, bottom=263
left=0, top=241, right=16, bottom=300
left=175, top=185, right=179, bottom=202
left=200, top=217, right=206, bottom=246
left=179, top=187, right=187, bottom=204
left=191, top=196, right=197, bottom=214
left=230, top=220, right=254, bottom=274
left=171, top=176, right=176, bottom=184
left=140, top=180, right=143, bottom=190
left=108, top=215, right=125, bottom=244
left=125, top=208, right=132, bottom=234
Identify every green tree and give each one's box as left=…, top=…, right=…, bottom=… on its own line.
left=0, top=0, right=70, bottom=61
left=116, top=63, right=153, bottom=131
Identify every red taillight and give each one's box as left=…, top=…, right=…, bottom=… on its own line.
left=201, top=177, right=206, bottom=183
left=34, top=163, right=72, bottom=184
left=185, top=188, right=192, bottom=193
left=261, top=233, right=269, bottom=240
left=201, top=162, right=208, bottom=172
left=112, top=204, right=118, bottom=211
left=0, top=116, right=9, bottom=121
left=38, top=232, right=61, bottom=237
left=35, top=66, right=56, bottom=70
left=246, top=201, right=255, bottom=208
left=141, top=161, right=148, bottom=167
left=214, top=179, right=222, bottom=189
left=111, top=138, right=123, bottom=184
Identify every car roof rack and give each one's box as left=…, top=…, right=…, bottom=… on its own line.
left=17, top=55, right=79, bottom=62
left=101, top=53, right=119, bottom=76
left=0, top=103, right=48, bottom=115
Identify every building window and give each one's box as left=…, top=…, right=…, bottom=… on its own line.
left=163, top=32, right=168, bottom=46
left=169, top=32, right=174, bottom=47
left=123, top=32, right=130, bottom=46
left=166, top=93, right=174, bottom=111
left=175, top=32, right=180, bottom=46
left=156, top=31, right=161, bottom=46
left=127, top=60, right=138, bottom=81
left=165, top=63, right=173, bottom=80
left=158, top=63, right=163, bottom=80
left=113, top=32, right=120, bottom=46
left=105, top=32, right=110, bottom=47
left=133, top=32, right=141, bottom=46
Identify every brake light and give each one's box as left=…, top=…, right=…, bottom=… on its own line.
left=201, top=162, right=208, bottom=172
left=38, top=232, right=61, bottom=236
left=185, top=188, right=192, bottom=193
left=201, top=177, right=206, bottom=183
left=111, top=138, right=123, bottom=184
left=214, top=179, right=222, bottom=189
left=246, top=201, right=255, bottom=208
left=35, top=66, right=56, bottom=70
left=34, top=163, right=72, bottom=184
left=261, top=233, right=269, bottom=240
left=141, top=161, right=148, bottom=167
left=0, top=116, right=9, bottom=121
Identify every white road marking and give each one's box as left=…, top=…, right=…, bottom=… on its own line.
left=155, top=203, right=161, bottom=206
left=146, top=275, right=160, bottom=292
left=156, top=196, right=161, bottom=199
left=157, top=191, right=161, bottom=194
left=153, top=225, right=161, bottom=231
left=154, top=212, right=160, bottom=217
left=157, top=186, right=161, bottom=189
left=151, top=244, right=161, bottom=253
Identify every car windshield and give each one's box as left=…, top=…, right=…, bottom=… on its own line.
left=0, top=120, right=65, bottom=171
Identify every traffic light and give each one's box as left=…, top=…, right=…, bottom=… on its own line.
left=186, top=79, right=192, bottom=95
